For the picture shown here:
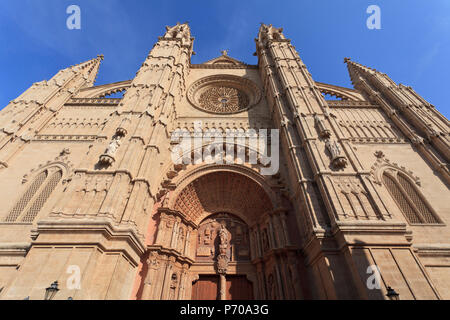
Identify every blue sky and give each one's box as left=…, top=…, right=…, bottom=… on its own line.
left=1, top=0, right=449, bottom=117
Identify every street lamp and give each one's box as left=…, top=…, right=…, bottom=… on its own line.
left=386, top=286, right=400, bottom=300
left=44, top=281, right=59, bottom=300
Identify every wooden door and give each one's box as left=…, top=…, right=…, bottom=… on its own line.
left=191, top=275, right=219, bottom=300
left=226, top=275, right=253, bottom=300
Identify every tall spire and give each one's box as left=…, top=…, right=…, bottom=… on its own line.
left=0, top=54, right=105, bottom=169
left=344, top=58, right=450, bottom=182
left=54, top=54, right=104, bottom=89
left=344, top=57, right=385, bottom=87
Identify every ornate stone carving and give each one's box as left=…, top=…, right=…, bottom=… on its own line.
left=314, top=114, right=331, bottom=138
left=147, top=251, right=161, bottom=270
left=187, top=75, right=261, bottom=114
left=374, top=150, right=384, bottom=158
left=195, top=213, right=250, bottom=269
left=115, top=117, right=131, bottom=137
left=60, top=148, right=71, bottom=156
left=370, top=156, right=421, bottom=186
left=333, top=176, right=380, bottom=220
left=198, top=86, right=249, bottom=113
left=105, top=138, right=120, bottom=156
left=99, top=137, right=121, bottom=165
left=163, top=22, right=192, bottom=47
left=216, top=224, right=229, bottom=275
left=325, top=139, right=348, bottom=169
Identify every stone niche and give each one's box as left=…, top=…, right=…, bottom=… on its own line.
left=196, top=213, right=250, bottom=263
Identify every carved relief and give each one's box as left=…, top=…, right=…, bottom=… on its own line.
left=39, top=116, right=109, bottom=136
left=216, top=224, right=230, bottom=274
left=195, top=213, right=250, bottom=265
left=333, top=176, right=380, bottom=220
left=333, top=107, right=404, bottom=143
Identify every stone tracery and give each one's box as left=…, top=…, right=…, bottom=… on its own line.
left=173, top=171, right=273, bottom=224
left=198, top=86, right=249, bottom=113
left=187, top=75, right=261, bottom=114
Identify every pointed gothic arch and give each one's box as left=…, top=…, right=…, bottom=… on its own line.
left=4, top=165, right=65, bottom=223
left=382, top=170, right=441, bottom=225
left=370, top=154, right=441, bottom=225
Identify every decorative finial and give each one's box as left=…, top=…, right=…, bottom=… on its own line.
left=374, top=150, right=385, bottom=158
left=221, top=49, right=228, bottom=56
left=97, top=54, right=104, bottom=60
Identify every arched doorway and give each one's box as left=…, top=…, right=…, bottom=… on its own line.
left=139, top=168, right=303, bottom=300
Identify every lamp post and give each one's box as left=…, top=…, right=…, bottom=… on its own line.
left=386, top=286, right=400, bottom=300
left=44, top=281, right=59, bottom=300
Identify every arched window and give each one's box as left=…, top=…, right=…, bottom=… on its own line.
left=4, top=167, right=63, bottom=223
left=382, top=171, right=440, bottom=224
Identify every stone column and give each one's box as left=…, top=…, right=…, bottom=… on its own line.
left=219, top=274, right=227, bottom=300
left=216, top=224, right=229, bottom=300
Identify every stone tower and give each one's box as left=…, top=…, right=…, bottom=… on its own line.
left=0, top=23, right=448, bottom=300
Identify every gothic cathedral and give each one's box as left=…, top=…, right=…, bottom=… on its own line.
left=0, top=23, right=448, bottom=300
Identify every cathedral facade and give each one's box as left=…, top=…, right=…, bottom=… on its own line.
left=0, top=23, right=448, bottom=300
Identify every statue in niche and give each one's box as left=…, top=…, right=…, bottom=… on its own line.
left=168, top=272, right=178, bottom=300
left=147, top=251, right=160, bottom=270
left=196, top=214, right=250, bottom=263
left=219, top=224, right=228, bottom=248
left=204, top=227, right=212, bottom=245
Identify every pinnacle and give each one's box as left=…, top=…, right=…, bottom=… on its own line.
left=344, top=58, right=380, bottom=74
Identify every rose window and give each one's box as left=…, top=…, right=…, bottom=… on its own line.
left=187, top=75, right=261, bottom=114
left=198, top=86, right=249, bottom=113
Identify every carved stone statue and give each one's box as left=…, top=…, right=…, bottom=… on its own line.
left=216, top=224, right=229, bottom=275
left=99, top=137, right=121, bottom=165
left=219, top=224, right=228, bottom=245
left=105, top=138, right=121, bottom=156
left=314, top=114, right=331, bottom=138
left=325, top=139, right=348, bottom=169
